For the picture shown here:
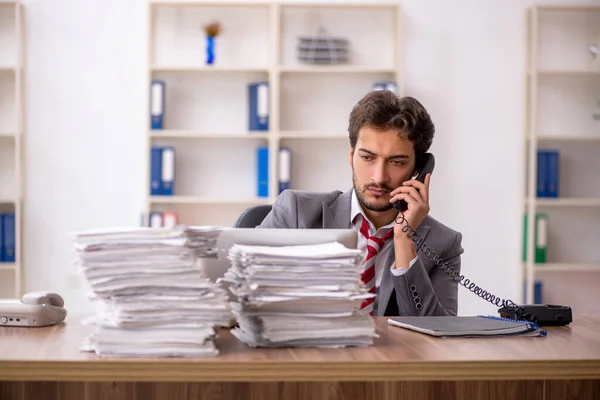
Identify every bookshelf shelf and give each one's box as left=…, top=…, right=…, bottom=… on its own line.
left=523, top=5, right=600, bottom=312
left=536, top=5, right=600, bottom=12
left=150, top=130, right=269, bottom=139
left=279, top=131, right=346, bottom=139
left=151, top=66, right=269, bottom=73
left=150, top=2, right=270, bottom=70
left=536, top=70, right=600, bottom=77
left=528, top=198, right=600, bottom=207
left=280, top=1, right=401, bottom=8
left=534, top=263, right=600, bottom=272
left=533, top=135, right=600, bottom=142
left=145, top=1, right=402, bottom=228
left=279, top=66, right=396, bottom=74
left=150, top=1, right=272, bottom=7
left=149, top=196, right=271, bottom=205
left=0, top=262, right=16, bottom=271
left=0, top=1, right=22, bottom=299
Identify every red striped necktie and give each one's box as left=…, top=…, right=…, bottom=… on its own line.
left=354, top=214, right=394, bottom=315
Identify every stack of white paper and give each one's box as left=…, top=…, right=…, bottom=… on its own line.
left=224, top=241, right=378, bottom=348
left=72, top=226, right=232, bottom=358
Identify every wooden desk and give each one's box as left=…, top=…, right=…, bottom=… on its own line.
left=1, top=315, right=600, bottom=400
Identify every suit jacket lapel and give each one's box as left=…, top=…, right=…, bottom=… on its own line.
left=376, top=224, right=431, bottom=316
left=322, top=189, right=353, bottom=229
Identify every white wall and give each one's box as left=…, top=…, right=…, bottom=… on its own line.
left=22, top=0, right=147, bottom=313
left=20, top=0, right=599, bottom=317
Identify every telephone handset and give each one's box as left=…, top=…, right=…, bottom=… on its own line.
left=0, top=292, right=67, bottom=327
left=394, top=153, right=435, bottom=213
left=392, top=153, right=572, bottom=326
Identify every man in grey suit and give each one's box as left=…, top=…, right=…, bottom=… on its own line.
left=258, top=90, right=464, bottom=317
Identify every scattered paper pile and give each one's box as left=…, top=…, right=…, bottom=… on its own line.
left=183, top=225, right=228, bottom=259
left=73, top=226, right=232, bottom=358
left=224, top=241, right=378, bottom=348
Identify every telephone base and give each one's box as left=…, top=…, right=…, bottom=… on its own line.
left=498, top=304, right=572, bottom=326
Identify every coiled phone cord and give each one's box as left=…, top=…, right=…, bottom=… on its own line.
left=394, top=211, right=535, bottom=323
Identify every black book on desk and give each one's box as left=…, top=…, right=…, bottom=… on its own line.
left=387, top=316, right=547, bottom=338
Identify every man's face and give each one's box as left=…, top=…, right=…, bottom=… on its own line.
left=349, top=125, right=416, bottom=212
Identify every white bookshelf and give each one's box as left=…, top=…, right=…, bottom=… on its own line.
left=145, top=1, right=403, bottom=227
left=0, top=1, right=23, bottom=299
left=524, top=5, right=600, bottom=314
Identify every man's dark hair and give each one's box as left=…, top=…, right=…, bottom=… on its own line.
left=348, top=91, right=435, bottom=159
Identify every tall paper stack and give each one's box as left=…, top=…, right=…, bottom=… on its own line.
left=224, top=241, right=378, bottom=348
left=72, top=226, right=232, bottom=358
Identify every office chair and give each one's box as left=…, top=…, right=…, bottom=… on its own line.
left=233, top=204, right=273, bottom=228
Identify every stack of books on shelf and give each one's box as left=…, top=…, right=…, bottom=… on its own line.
left=223, top=241, right=378, bottom=348
left=537, top=149, right=560, bottom=198
left=150, top=146, right=175, bottom=196
left=521, top=211, right=547, bottom=302
left=255, top=146, right=291, bottom=197
left=522, top=210, right=547, bottom=305
left=73, top=226, right=232, bottom=358
left=248, top=81, right=269, bottom=131
left=141, top=210, right=178, bottom=228
left=522, top=212, right=548, bottom=264
left=523, top=280, right=543, bottom=305
left=0, top=212, right=15, bottom=264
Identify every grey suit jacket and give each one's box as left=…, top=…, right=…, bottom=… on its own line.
left=257, top=189, right=464, bottom=317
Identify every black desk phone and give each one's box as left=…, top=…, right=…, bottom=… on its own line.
left=393, top=153, right=573, bottom=326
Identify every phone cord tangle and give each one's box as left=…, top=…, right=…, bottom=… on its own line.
left=394, top=212, right=534, bottom=323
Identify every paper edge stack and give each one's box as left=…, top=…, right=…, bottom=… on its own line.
left=223, top=241, right=379, bottom=348
left=72, top=226, right=232, bottom=358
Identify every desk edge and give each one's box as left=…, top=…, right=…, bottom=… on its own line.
left=1, top=360, right=600, bottom=382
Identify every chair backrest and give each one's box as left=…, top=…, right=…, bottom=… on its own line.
left=233, top=204, right=273, bottom=228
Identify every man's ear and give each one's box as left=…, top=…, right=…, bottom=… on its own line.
left=348, top=147, right=354, bottom=167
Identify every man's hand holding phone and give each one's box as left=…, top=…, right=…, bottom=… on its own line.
left=389, top=173, right=431, bottom=270
left=390, top=173, right=431, bottom=232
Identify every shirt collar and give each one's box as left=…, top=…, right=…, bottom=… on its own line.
left=350, top=189, right=395, bottom=233
left=350, top=188, right=363, bottom=226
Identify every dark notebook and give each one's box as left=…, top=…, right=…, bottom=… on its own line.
left=387, top=316, right=547, bottom=338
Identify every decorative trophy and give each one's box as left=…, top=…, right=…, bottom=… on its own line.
left=204, top=21, right=222, bottom=65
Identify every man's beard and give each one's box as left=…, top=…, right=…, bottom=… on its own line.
left=352, top=170, right=394, bottom=212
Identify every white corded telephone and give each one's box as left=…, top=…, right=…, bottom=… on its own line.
left=0, top=292, right=67, bottom=327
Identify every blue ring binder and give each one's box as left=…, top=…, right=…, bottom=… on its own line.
left=477, top=315, right=547, bottom=337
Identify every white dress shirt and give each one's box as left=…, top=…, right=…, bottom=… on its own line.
left=350, top=189, right=418, bottom=289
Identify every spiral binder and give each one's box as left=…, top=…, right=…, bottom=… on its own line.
left=477, top=315, right=547, bottom=337
left=478, top=315, right=533, bottom=325
left=388, top=315, right=548, bottom=338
